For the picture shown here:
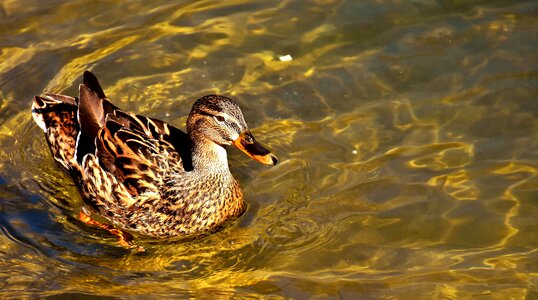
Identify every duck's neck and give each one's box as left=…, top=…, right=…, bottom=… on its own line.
left=190, top=138, right=231, bottom=175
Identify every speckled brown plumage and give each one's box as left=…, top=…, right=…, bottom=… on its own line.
left=32, top=71, right=277, bottom=239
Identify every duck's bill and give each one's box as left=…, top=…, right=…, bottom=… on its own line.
left=232, top=130, right=278, bottom=166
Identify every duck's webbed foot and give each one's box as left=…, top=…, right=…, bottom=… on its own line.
left=78, top=209, right=145, bottom=252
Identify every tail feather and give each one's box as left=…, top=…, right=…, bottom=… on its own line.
left=83, top=70, right=107, bottom=99
left=75, top=81, right=118, bottom=164
left=32, top=94, right=80, bottom=173
left=76, top=84, right=105, bottom=164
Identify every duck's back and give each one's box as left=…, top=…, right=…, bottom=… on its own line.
left=31, top=72, right=193, bottom=179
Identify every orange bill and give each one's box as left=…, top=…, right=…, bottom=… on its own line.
left=232, top=130, right=277, bottom=166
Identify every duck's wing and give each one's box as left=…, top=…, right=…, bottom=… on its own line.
left=77, top=71, right=191, bottom=167
left=76, top=71, right=191, bottom=199
left=113, top=111, right=193, bottom=171
left=92, top=113, right=184, bottom=197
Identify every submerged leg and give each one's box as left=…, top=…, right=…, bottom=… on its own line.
left=78, top=209, right=144, bottom=252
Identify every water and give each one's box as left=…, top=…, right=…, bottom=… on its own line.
left=1, top=0, right=537, bottom=298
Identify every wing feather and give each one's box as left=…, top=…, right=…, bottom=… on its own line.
left=93, top=115, right=184, bottom=198
left=73, top=71, right=191, bottom=206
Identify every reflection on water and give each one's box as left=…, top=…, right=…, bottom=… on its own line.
left=1, top=0, right=537, bottom=298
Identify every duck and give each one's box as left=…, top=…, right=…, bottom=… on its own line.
left=31, top=71, right=277, bottom=247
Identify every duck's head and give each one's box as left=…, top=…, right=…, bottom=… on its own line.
left=187, top=95, right=277, bottom=166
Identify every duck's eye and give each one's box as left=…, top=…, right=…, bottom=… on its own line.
left=214, top=115, right=225, bottom=123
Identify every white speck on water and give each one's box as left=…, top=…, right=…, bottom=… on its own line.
left=279, top=54, right=293, bottom=62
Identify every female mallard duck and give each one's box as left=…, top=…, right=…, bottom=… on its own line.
left=32, top=71, right=277, bottom=246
